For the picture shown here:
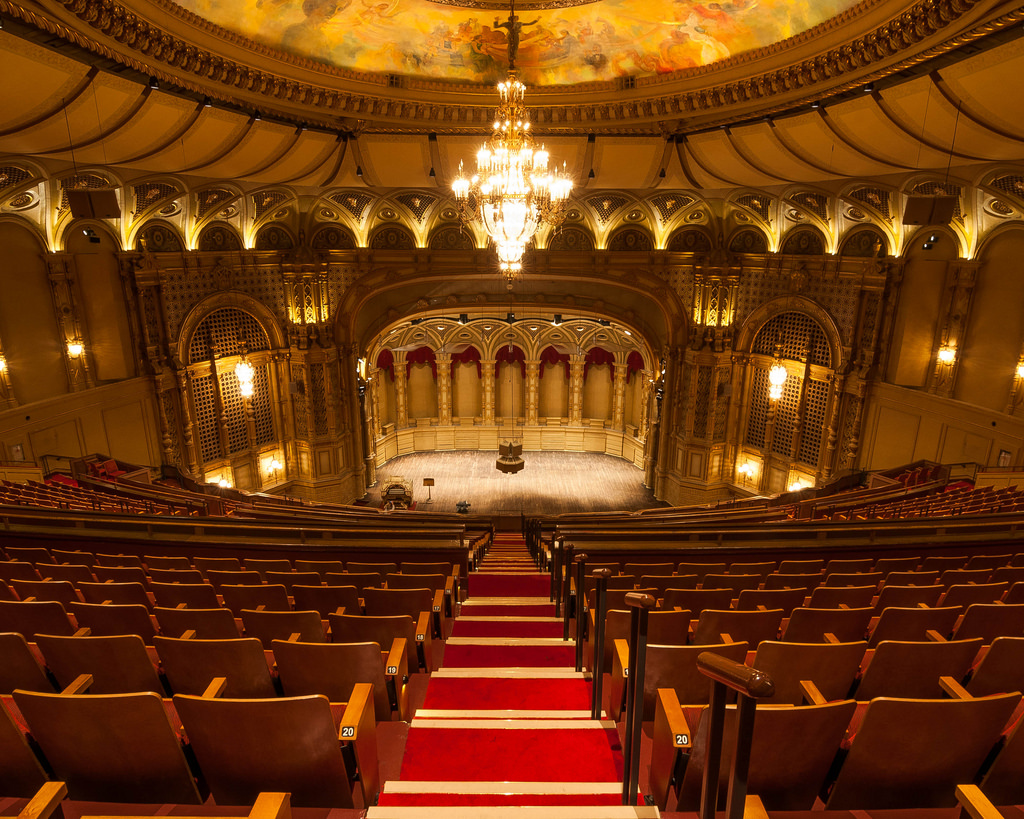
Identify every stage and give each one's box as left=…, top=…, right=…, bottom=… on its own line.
left=363, top=450, right=665, bottom=516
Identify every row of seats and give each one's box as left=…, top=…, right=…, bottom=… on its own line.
left=853, top=484, right=1024, bottom=520
left=0, top=479, right=185, bottom=516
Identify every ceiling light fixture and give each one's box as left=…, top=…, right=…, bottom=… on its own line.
left=452, top=18, right=572, bottom=287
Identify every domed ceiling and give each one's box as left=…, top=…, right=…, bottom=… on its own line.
left=171, top=0, right=859, bottom=87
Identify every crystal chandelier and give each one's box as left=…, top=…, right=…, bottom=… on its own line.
left=452, top=71, right=572, bottom=285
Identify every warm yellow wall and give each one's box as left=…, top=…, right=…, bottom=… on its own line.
left=954, top=229, right=1024, bottom=412
left=538, top=365, right=568, bottom=417
left=66, top=227, right=136, bottom=383
left=0, top=377, right=162, bottom=467
left=494, top=365, right=523, bottom=419
left=582, top=363, right=613, bottom=420
left=861, top=382, right=1024, bottom=471
left=407, top=363, right=437, bottom=419
left=453, top=362, right=481, bottom=418
left=0, top=222, right=68, bottom=404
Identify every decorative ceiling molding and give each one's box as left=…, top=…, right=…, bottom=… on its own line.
left=0, top=0, right=1018, bottom=134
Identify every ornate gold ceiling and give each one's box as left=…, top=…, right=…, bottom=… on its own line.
left=168, top=0, right=860, bottom=87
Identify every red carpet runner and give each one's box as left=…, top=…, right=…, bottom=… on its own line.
left=369, top=533, right=658, bottom=818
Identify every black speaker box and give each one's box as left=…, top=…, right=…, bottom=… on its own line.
left=902, top=195, right=956, bottom=226
left=67, top=189, right=121, bottom=219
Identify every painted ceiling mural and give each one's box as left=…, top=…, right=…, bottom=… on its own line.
left=172, top=0, right=861, bottom=86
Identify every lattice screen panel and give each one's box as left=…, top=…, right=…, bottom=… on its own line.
left=745, top=368, right=770, bottom=449
left=291, top=364, right=308, bottom=438
left=253, top=365, right=275, bottom=445
left=216, top=373, right=247, bottom=454
left=770, top=378, right=800, bottom=457
left=693, top=366, right=712, bottom=439
left=188, top=309, right=271, bottom=364
left=714, top=367, right=730, bottom=443
left=310, top=363, right=328, bottom=436
left=752, top=312, right=831, bottom=367
left=798, top=378, right=829, bottom=466
left=192, top=375, right=221, bottom=463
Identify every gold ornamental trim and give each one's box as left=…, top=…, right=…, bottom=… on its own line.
left=0, top=0, right=1017, bottom=134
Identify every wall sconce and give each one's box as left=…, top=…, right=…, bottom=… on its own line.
left=937, top=346, right=957, bottom=365
left=67, top=341, right=84, bottom=358
left=356, top=358, right=367, bottom=380
left=1014, top=361, right=1024, bottom=380
left=268, top=458, right=282, bottom=480
left=0, top=356, right=6, bottom=372
left=235, top=356, right=255, bottom=398
left=737, top=462, right=757, bottom=484
left=217, top=477, right=231, bottom=488
left=788, top=479, right=811, bottom=492
left=768, top=361, right=787, bottom=400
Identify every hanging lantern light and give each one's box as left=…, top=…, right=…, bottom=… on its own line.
left=235, top=357, right=255, bottom=398
left=768, top=361, right=787, bottom=401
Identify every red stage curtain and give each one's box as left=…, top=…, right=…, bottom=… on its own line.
left=495, top=345, right=526, bottom=379
left=539, top=346, right=570, bottom=380
left=583, top=346, right=615, bottom=382
left=376, top=349, right=395, bottom=382
left=626, top=350, right=645, bottom=384
left=405, top=345, right=437, bottom=380
left=450, top=345, right=482, bottom=378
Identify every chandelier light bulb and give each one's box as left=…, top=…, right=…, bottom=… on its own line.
left=768, top=361, right=787, bottom=400
left=938, top=346, right=956, bottom=364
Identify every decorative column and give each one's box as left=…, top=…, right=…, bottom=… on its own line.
left=568, top=356, right=584, bottom=425
left=611, top=360, right=628, bottom=429
left=0, top=332, right=15, bottom=409
left=177, top=366, right=201, bottom=476
left=436, top=353, right=452, bottom=426
left=820, top=373, right=843, bottom=481
left=525, top=360, right=540, bottom=426
left=46, top=255, right=95, bottom=391
left=637, top=371, right=653, bottom=441
left=393, top=352, right=409, bottom=429
left=481, top=359, right=496, bottom=426
left=838, top=391, right=865, bottom=473
left=929, top=262, right=978, bottom=399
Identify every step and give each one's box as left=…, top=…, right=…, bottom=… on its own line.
left=369, top=808, right=657, bottom=817
left=414, top=709, right=599, bottom=719
left=447, top=636, right=571, bottom=646
left=377, top=781, right=629, bottom=808
left=433, top=668, right=590, bottom=679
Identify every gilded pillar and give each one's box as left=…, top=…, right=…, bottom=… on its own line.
left=525, top=360, right=540, bottom=426
left=394, top=353, right=409, bottom=429
left=611, top=360, right=628, bottom=429
left=568, top=356, right=584, bottom=425
left=46, top=255, right=95, bottom=391
left=482, top=359, right=496, bottom=426
left=436, top=353, right=452, bottom=426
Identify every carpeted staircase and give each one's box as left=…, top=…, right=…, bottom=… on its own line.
left=369, top=533, right=659, bottom=818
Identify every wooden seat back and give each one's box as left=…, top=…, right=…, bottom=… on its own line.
left=663, top=587, right=733, bottom=615
left=872, top=584, right=943, bottom=614
left=37, top=564, right=94, bottom=585
left=77, top=581, right=151, bottom=609
left=265, top=571, right=322, bottom=592
left=294, top=560, right=345, bottom=579
left=855, top=638, right=984, bottom=700
left=0, top=632, right=55, bottom=694
left=325, top=571, right=382, bottom=590
left=291, top=584, right=360, bottom=618
left=94, top=554, right=145, bottom=569
left=752, top=640, right=866, bottom=704
left=150, top=581, right=220, bottom=609
left=5, top=547, right=53, bottom=565
left=777, top=559, right=824, bottom=574
left=241, top=608, right=325, bottom=648
left=736, top=588, right=807, bottom=616
left=0, top=699, right=48, bottom=797
left=154, top=635, right=276, bottom=697
left=206, top=570, right=263, bottom=590
left=274, top=638, right=389, bottom=717
left=148, top=568, right=205, bottom=584
left=624, top=562, right=675, bottom=576
left=386, top=572, right=446, bottom=593
left=764, top=573, right=821, bottom=592
left=243, top=558, right=293, bottom=579
left=347, top=561, right=398, bottom=576
left=702, top=574, right=761, bottom=594
left=36, top=633, right=162, bottom=694
left=868, top=605, right=963, bottom=646
left=595, top=608, right=691, bottom=675
left=193, top=557, right=243, bottom=576
left=642, top=575, right=697, bottom=598
left=401, top=561, right=453, bottom=575
left=825, top=572, right=883, bottom=589
left=0, top=562, right=42, bottom=583
left=67, top=601, right=157, bottom=644
left=782, top=606, right=872, bottom=643
left=10, top=579, right=79, bottom=606
left=51, top=549, right=96, bottom=567
left=362, top=587, right=431, bottom=620
left=825, top=692, right=1021, bottom=809
left=953, top=602, right=1024, bottom=643
left=808, top=585, right=876, bottom=609
left=675, top=563, right=727, bottom=582
left=692, top=608, right=784, bottom=646
left=172, top=693, right=357, bottom=808
left=143, top=555, right=193, bottom=570
left=967, top=635, right=1024, bottom=696
left=13, top=689, right=202, bottom=803
left=0, top=599, right=75, bottom=640
left=670, top=699, right=858, bottom=811
left=940, top=582, right=1008, bottom=609
left=154, top=606, right=240, bottom=639
left=220, top=584, right=290, bottom=616
left=91, top=566, right=149, bottom=588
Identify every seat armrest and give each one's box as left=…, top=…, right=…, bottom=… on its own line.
left=386, top=637, right=410, bottom=719
left=61, top=673, right=93, bottom=695
left=431, top=588, right=445, bottom=637
left=939, top=675, right=972, bottom=700
left=444, top=575, right=455, bottom=616
left=19, top=781, right=68, bottom=819
left=339, top=682, right=380, bottom=806
left=957, top=784, right=1004, bottom=819
left=416, top=610, right=434, bottom=671
left=800, top=679, right=826, bottom=705
left=650, top=687, right=693, bottom=811
left=608, top=638, right=630, bottom=722
left=249, top=792, right=291, bottom=819
left=201, top=676, right=227, bottom=698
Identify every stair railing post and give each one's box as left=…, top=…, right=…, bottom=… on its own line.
left=573, top=553, right=588, bottom=672
left=590, top=568, right=612, bottom=720
left=695, top=652, right=775, bottom=819
left=561, top=543, right=574, bottom=640
left=551, top=539, right=561, bottom=608
left=621, top=591, right=656, bottom=806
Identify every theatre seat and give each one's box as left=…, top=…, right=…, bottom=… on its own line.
left=154, top=606, right=240, bottom=639
left=10, top=579, right=80, bottom=606
left=66, top=602, right=157, bottom=644
left=824, top=690, right=1021, bottom=808
left=274, top=637, right=408, bottom=720
left=240, top=608, right=325, bottom=648
left=691, top=608, right=783, bottom=646
left=752, top=639, right=866, bottom=704
left=0, top=698, right=49, bottom=797
left=966, top=636, right=1024, bottom=696
left=588, top=607, right=691, bottom=675
left=867, top=605, right=963, bottom=646
left=654, top=694, right=857, bottom=811
left=77, top=582, right=152, bottom=610
left=0, top=632, right=55, bottom=694
left=854, top=638, right=984, bottom=700
left=0, top=600, right=76, bottom=640
left=36, top=633, right=164, bottom=695
left=13, top=686, right=204, bottom=803
left=150, top=581, right=220, bottom=610
left=219, top=584, right=290, bottom=616
left=329, top=612, right=430, bottom=673
left=782, top=606, right=872, bottom=644
left=173, top=685, right=377, bottom=808
left=154, top=636, right=277, bottom=698
left=291, top=584, right=360, bottom=618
